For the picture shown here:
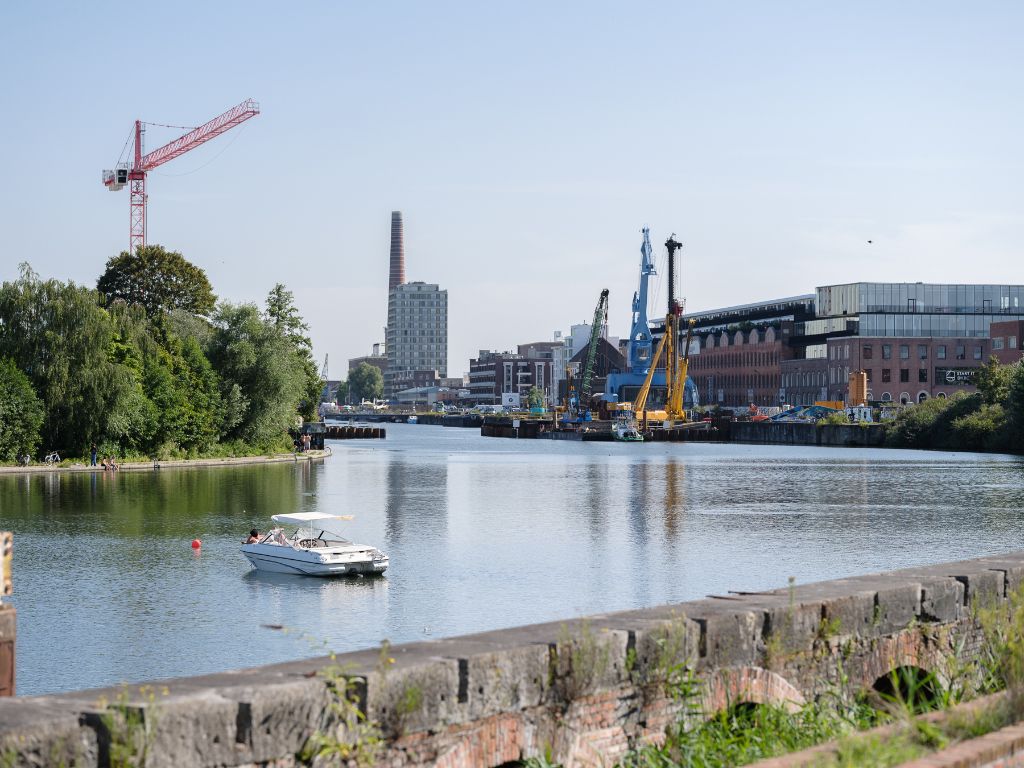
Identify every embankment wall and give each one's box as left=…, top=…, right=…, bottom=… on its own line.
left=732, top=421, right=888, bottom=447
left=1, top=552, right=1020, bottom=767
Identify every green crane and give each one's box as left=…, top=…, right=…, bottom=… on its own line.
left=578, top=289, right=610, bottom=418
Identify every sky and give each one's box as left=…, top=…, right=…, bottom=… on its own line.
left=2, top=2, right=1023, bottom=380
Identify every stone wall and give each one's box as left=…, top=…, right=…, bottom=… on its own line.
left=732, top=421, right=888, bottom=447
left=1, top=552, right=1021, bottom=767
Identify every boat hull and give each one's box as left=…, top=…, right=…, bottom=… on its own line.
left=241, top=546, right=387, bottom=577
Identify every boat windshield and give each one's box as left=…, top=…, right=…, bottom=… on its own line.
left=285, top=528, right=354, bottom=549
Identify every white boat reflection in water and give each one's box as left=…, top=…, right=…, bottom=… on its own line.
left=241, top=512, right=388, bottom=577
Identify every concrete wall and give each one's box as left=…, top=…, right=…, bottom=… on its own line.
left=732, top=421, right=888, bottom=447
left=2, top=552, right=1021, bottom=767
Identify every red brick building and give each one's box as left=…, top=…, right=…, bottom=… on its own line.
left=825, top=337, right=992, bottom=405
left=990, top=320, right=1024, bottom=365
left=689, top=325, right=793, bottom=408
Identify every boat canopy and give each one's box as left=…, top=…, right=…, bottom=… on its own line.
left=271, top=513, right=355, bottom=529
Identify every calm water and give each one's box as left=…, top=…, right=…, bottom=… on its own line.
left=4, top=424, right=1024, bottom=696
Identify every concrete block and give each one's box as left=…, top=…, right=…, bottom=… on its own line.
left=949, top=566, right=1005, bottom=609
left=759, top=596, right=822, bottom=657
left=549, top=626, right=630, bottom=703
left=365, top=657, right=461, bottom=739
left=973, top=556, right=1024, bottom=599
left=0, top=697, right=99, bottom=767
left=432, top=638, right=551, bottom=720
left=683, top=600, right=761, bottom=669
left=836, top=578, right=923, bottom=636
left=819, top=589, right=876, bottom=638
left=920, top=578, right=965, bottom=622
left=83, top=689, right=242, bottom=768
left=219, top=677, right=329, bottom=764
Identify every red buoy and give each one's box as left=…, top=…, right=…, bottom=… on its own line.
left=191, top=539, right=202, bottom=549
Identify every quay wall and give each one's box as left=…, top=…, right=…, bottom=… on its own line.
left=2, top=552, right=1020, bottom=767
left=732, top=421, right=888, bottom=447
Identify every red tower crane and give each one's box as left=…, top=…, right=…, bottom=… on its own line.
left=103, top=98, right=260, bottom=254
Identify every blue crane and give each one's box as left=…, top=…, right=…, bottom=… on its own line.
left=627, top=227, right=657, bottom=375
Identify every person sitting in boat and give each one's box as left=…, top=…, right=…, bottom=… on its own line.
left=244, top=528, right=260, bottom=544
left=273, top=528, right=290, bottom=546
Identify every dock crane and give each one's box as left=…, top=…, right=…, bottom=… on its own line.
left=630, top=235, right=695, bottom=426
left=103, top=98, right=260, bottom=254
left=563, top=289, right=609, bottom=421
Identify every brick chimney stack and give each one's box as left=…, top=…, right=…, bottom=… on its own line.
left=389, top=211, right=406, bottom=291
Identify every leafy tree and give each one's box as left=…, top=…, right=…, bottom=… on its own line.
left=1006, top=361, right=1024, bottom=452
left=335, top=379, right=349, bottom=404
left=0, top=357, right=44, bottom=461
left=977, top=356, right=1012, bottom=406
left=265, top=283, right=311, bottom=349
left=97, top=245, right=216, bottom=319
left=527, top=386, right=544, bottom=408
left=349, top=363, right=383, bottom=403
left=0, top=264, right=129, bottom=454
left=207, top=303, right=306, bottom=447
left=265, top=283, right=321, bottom=421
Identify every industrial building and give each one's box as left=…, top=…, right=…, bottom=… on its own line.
left=684, top=282, right=1024, bottom=407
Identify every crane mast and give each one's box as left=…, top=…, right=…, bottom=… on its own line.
left=578, top=289, right=610, bottom=418
left=103, top=98, right=260, bottom=254
left=627, top=227, right=657, bottom=374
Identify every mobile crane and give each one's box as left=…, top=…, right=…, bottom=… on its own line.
left=563, top=289, right=609, bottom=422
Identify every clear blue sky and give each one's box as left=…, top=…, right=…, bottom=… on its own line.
left=2, top=2, right=1022, bottom=379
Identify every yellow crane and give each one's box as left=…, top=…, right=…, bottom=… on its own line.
left=613, top=234, right=695, bottom=427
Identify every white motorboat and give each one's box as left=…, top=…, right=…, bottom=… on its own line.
left=241, top=512, right=388, bottom=577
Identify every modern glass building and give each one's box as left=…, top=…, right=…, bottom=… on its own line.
left=817, top=283, right=1024, bottom=338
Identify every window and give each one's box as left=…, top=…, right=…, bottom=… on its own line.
left=918, top=345, right=928, bottom=359
left=863, top=345, right=873, bottom=360
left=882, top=344, right=892, bottom=360
left=993, top=337, right=1005, bottom=350
left=974, top=346, right=983, bottom=360
left=918, top=368, right=927, bottom=383
left=1011, top=336, right=1018, bottom=349
left=882, top=368, right=891, bottom=383
left=900, top=345, right=910, bottom=359
left=956, top=345, right=965, bottom=359
left=866, top=369, right=873, bottom=382
left=900, top=369, right=909, bottom=383
left=937, top=345, right=947, bottom=359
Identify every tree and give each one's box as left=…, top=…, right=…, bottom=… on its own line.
left=335, top=379, right=349, bottom=404
left=977, top=356, right=1011, bottom=406
left=207, top=303, right=307, bottom=447
left=349, top=363, right=383, bottom=403
left=1006, top=361, right=1024, bottom=452
left=527, top=386, right=544, bottom=409
left=97, top=245, right=216, bottom=319
left=264, top=283, right=311, bottom=349
left=0, top=264, right=130, bottom=454
left=0, top=358, right=44, bottom=461
left=265, top=284, right=320, bottom=421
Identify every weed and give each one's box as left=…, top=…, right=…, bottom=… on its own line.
left=816, top=616, right=842, bottom=642
left=97, top=685, right=161, bottom=768
left=555, top=620, right=611, bottom=700
left=300, top=652, right=383, bottom=768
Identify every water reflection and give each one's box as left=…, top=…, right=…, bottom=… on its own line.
left=4, top=428, right=1024, bottom=696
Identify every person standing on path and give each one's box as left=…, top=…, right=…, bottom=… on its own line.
left=90, top=443, right=97, bottom=467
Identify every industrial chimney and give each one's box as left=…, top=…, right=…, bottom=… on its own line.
left=389, top=211, right=406, bottom=291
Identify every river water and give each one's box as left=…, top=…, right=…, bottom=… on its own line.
left=3, top=424, right=1024, bottom=696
